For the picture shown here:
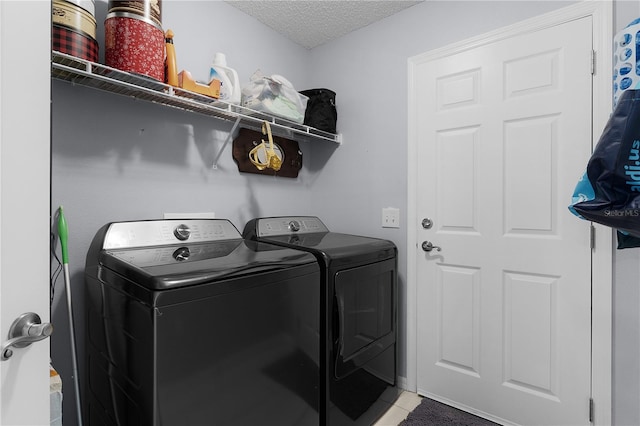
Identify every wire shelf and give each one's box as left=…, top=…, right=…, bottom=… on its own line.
left=51, top=51, right=341, bottom=144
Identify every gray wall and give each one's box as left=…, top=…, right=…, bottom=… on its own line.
left=51, top=2, right=317, bottom=424
left=51, top=1, right=640, bottom=425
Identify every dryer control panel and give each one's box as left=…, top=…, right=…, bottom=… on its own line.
left=253, top=216, right=329, bottom=237
left=101, top=219, right=241, bottom=249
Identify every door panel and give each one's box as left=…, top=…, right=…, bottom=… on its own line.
left=0, top=0, right=51, bottom=424
left=436, top=264, right=480, bottom=377
left=504, top=115, right=557, bottom=234
left=503, top=272, right=558, bottom=399
left=415, top=16, right=593, bottom=426
left=437, top=128, right=478, bottom=231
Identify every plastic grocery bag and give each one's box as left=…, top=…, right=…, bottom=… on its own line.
left=569, top=89, right=640, bottom=244
left=241, top=70, right=308, bottom=124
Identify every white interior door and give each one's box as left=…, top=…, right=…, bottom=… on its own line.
left=0, top=1, right=51, bottom=424
left=413, top=15, right=594, bottom=426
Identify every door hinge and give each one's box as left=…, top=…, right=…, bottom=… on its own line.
left=590, top=224, right=596, bottom=250
left=589, top=397, right=594, bottom=423
left=591, top=50, right=596, bottom=75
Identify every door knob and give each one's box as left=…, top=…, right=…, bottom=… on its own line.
left=421, top=218, right=433, bottom=229
left=421, top=241, right=441, bottom=252
left=1, top=312, right=53, bottom=361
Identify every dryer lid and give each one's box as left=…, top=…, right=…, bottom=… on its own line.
left=243, top=216, right=396, bottom=262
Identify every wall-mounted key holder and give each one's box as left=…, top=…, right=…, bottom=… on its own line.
left=232, top=128, right=303, bottom=178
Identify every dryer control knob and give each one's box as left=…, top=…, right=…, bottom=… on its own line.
left=174, top=224, right=191, bottom=241
left=288, top=220, right=301, bottom=232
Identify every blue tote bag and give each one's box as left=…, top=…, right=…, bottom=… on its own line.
left=569, top=89, right=640, bottom=247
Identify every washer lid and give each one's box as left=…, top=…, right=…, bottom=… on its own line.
left=99, top=239, right=318, bottom=290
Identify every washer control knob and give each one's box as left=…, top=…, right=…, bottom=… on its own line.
left=173, top=247, right=191, bottom=261
left=174, top=224, right=191, bottom=241
left=288, top=220, right=301, bottom=232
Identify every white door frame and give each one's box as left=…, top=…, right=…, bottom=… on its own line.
left=406, top=2, right=613, bottom=424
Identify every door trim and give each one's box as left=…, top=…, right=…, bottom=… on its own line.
left=406, top=2, right=613, bottom=424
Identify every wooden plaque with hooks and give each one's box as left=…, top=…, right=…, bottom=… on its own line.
left=232, top=128, right=303, bottom=177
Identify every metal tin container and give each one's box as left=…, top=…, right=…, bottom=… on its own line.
left=52, top=25, right=99, bottom=62
left=52, top=0, right=98, bottom=62
left=64, top=0, right=96, bottom=17
left=104, top=11, right=165, bottom=81
left=107, top=0, right=161, bottom=27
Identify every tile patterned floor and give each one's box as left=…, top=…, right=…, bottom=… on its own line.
left=374, top=391, right=423, bottom=426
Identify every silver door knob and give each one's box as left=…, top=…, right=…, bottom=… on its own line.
left=421, top=241, right=441, bottom=252
left=1, top=312, right=53, bottom=361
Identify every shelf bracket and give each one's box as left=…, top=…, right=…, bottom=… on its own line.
left=212, top=116, right=242, bottom=169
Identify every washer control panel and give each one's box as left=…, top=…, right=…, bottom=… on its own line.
left=102, top=219, right=241, bottom=249
left=255, top=216, right=329, bottom=237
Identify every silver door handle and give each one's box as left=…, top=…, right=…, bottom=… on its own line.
left=421, top=241, right=441, bottom=252
left=1, top=312, right=53, bottom=361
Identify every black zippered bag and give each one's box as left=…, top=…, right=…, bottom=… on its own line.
left=300, top=88, right=337, bottom=133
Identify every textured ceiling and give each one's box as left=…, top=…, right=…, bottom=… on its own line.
left=225, top=1, right=423, bottom=49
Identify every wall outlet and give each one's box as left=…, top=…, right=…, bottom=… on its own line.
left=382, top=207, right=400, bottom=228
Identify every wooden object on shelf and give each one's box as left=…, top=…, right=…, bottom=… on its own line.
left=164, top=29, right=179, bottom=87
left=178, top=71, right=220, bottom=98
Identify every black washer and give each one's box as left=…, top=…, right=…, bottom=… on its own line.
left=84, top=219, right=321, bottom=426
left=243, top=216, right=400, bottom=425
